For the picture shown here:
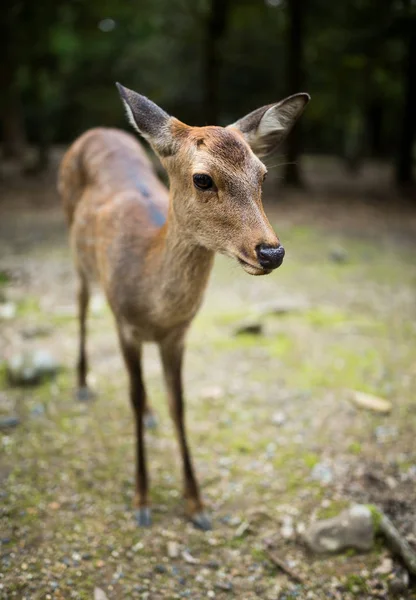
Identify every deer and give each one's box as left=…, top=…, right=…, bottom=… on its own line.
left=58, top=83, right=309, bottom=530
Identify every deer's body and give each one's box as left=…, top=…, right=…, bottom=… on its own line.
left=60, top=127, right=213, bottom=342
left=59, top=85, right=309, bottom=529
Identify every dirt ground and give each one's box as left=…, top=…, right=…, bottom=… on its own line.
left=1, top=154, right=416, bottom=600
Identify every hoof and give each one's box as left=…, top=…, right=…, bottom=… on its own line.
left=135, top=507, right=152, bottom=527
left=144, top=411, right=158, bottom=430
left=191, top=511, right=212, bottom=531
left=76, top=386, right=95, bottom=402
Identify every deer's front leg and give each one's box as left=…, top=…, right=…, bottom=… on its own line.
left=159, top=332, right=211, bottom=531
left=117, top=331, right=151, bottom=527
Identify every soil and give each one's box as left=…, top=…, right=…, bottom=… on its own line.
left=1, top=154, right=415, bottom=599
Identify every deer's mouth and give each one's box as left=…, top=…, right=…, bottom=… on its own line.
left=237, top=257, right=271, bottom=276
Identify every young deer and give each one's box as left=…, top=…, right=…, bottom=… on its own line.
left=58, top=84, right=309, bottom=529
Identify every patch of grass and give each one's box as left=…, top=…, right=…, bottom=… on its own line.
left=17, top=296, right=41, bottom=316
left=343, top=573, right=369, bottom=595
left=348, top=441, right=362, bottom=455
left=304, top=307, right=350, bottom=328
left=0, top=269, right=11, bottom=285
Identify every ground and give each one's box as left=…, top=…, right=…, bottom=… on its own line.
left=0, top=155, right=416, bottom=599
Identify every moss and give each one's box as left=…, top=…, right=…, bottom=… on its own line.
left=0, top=269, right=11, bottom=285
left=366, top=504, right=382, bottom=533
left=343, top=574, right=368, bottom=595
left=303, top=452, right=319, bottom=468
left=348, top=441, right=362, bottom=455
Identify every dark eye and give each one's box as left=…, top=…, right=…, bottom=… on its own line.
left=193, top=173, right=213, bottom=190
left=263, top=171, right=268, bottom=182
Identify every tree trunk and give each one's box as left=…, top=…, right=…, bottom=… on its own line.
left=284, top=0, right=305, bottom=187
left=203, top=0, right=229, bottom=125
left=396, top=17, right=415, bottom=187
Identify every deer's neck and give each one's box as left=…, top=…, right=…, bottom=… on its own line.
left=150, top=200, right=214, bottom=324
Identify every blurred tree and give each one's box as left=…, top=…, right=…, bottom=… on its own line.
left=284, top=0, right=306, bottom=186
left=0, top=0, right=27, bottom=160
left=396, top=0, right=415, bottom=186
left=0, top=0, right=414, bottom=187
left=203, top=0, right=230, bottom=124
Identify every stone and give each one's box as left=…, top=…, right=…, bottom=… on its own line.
left=311, top=462, right=333, bottom=484
left=0, top=302, right=16, bottom=320
left=271, top=411, right=286, bottom=426
left=234, top=320, right=263, bottom=336
left=0, top=416, right=20, bottom=430
left=94, top=588, right=109, bottom=600
left=350, top=390, right=392, bottom=414
left=6, top=350, right=60, bottom=386
left=303, top=504, right=374, bottom=554
left=329, top=247, right=348, bottom=263
left=167, top=541, right=179, bottom=558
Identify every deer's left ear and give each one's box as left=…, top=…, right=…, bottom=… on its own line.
left=227, top=93, right=310, bottom=158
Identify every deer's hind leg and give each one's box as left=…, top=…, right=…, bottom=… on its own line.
left=75, top=272, right=94, bottom=401
left=117, top=329, right=151, bottom=526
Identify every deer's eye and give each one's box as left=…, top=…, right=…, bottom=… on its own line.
left=193, top=174, right=213, bottom=190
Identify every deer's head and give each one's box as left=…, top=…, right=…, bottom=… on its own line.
left=117, top=83, right=309, bottom=275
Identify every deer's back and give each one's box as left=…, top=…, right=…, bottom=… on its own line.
left=59, top=128, right=169, bottom=301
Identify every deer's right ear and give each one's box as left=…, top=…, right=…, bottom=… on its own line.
left=116, top=83, right=175, bottom=156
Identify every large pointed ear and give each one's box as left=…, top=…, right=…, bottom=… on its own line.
left=116, top=82, right=175, bottom=156
left=227, top=93, right=310, bottom=158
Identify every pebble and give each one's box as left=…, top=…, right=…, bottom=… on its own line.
left=215, top=581, right=233, bottom=592
left=0, top=302, right=16, bottom=320
left=167, top=541, right=179, bottom=558
left=350, top=390, right=392, bottom=414
left=0, top=416, right=20, bottom=430
left=329, top=247, right=348, bottom=263
left=311, top=462, right=333, bottom=484
left=303, top=504, right=374, bottom=553
left=6, top=349, right=60, bottom=386
left=234, top=320, right=263, bottom=336
left=271, top=411, right=286, bottom=426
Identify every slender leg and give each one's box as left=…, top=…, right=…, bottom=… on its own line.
left=76, top=274, right=93, bottom=401
left=159, top=332, right=211, bottom=530
left=118, top=331, right=151, bottom=526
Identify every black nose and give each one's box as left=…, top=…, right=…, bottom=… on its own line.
left=256, top=244, right=285, bottom=269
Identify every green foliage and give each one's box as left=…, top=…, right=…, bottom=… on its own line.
left=1, top=0, right=414, bottom=168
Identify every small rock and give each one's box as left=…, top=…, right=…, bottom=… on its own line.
left=281, top=515, right=294, bottom=539
left=303, top=504, right=374, bottom=553
left=350, top=390, right=392, bottom=415
left=154, top=564, right=167, bottom=573
left=311, top=462, right=333, bottom=484
left=234, top=521, right=250, bottom=537
left=0, top=416, right=20, bottom=430
left=388, top=569, right=409, bottom=595
left=0, top=302, right=16, bottom=320
left=234, top=320, right=263, bottom=336
left=167, top=541, right=179, bottom=558
left=271, top=411, right=286, bottom=426
left=215, top=581, right=233, bottom=592
left=200, top=386, right=223, bottom=401
left=21, top=324, right=52, bottom=339
left=7, top=350, right=60, bottom=386
left=374, top=557, right=393, bottom=575
left=94, top=588, right=109, bottom=600
left=329, top=247, right=348, bottom=263
left=182, top=550, right=199, bottom=564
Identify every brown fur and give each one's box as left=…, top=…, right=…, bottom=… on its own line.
left=59, top=88, right=309, bottom=527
